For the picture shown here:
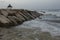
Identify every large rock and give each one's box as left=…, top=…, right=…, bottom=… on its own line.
left=0, top=9, right=42, bottom=27
left=0, top=15, right=11, bottom=23
left=15, top=13, right=25, bottom=21
left=1, top=10, right=8, bottom=17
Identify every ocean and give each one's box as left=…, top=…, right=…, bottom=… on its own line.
left=15, top=9, right=60, bottom=36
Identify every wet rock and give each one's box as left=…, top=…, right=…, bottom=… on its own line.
left=1, top=10, right=8, bottom=17
left=15, top=13, right=25, bottom=21
left=0, top=9, right=41, bottom=27
left=0, top=15, right=10, bottom=24
left=18, top=12, right=30, bottom=20
left=8, top=16, right=18, bottom=25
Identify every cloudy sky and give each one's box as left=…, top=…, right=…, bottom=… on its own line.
left=0, top=0, right=60, bottom=10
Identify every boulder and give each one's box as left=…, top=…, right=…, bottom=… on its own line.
left=0, top=9, right=42, bottom=27
left=1, top=10, right=8, bottom=17
left=15, top=13, right=25, bottom=21
left=0, top=15, right=11, bottom=24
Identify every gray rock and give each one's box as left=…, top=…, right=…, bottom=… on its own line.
left=0, top=9, right=41, bottom=27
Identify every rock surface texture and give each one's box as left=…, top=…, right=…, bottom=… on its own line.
left=0, top=9, right=42, bottom=27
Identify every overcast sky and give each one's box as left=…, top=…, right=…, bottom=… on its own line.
left=0, top=0, right=60, bottom=10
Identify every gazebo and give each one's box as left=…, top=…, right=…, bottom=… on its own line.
left=7, top=4, right=12, bottom=9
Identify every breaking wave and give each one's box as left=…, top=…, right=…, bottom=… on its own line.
left=15, top=11, right=60, bottom=36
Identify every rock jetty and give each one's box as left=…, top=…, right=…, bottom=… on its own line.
left=0, top=9, right=42, bottom=27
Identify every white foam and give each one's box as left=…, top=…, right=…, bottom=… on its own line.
left=15, top=18, right=60, bottom=36
left=15, top=11, right=60, bottom=36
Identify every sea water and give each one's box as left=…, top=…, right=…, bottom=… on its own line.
left=15, top=10, right=60, bottom=36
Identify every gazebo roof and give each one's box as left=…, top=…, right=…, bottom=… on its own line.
left=8, top=4, right=12, bottom=7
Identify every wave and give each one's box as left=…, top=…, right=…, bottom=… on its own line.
left=15, top=11, right=60, bottom=36
left=15, top=17, right=60, bottom=36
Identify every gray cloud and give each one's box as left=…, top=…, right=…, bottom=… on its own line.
left=0, top=0, right=60, bottom=10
